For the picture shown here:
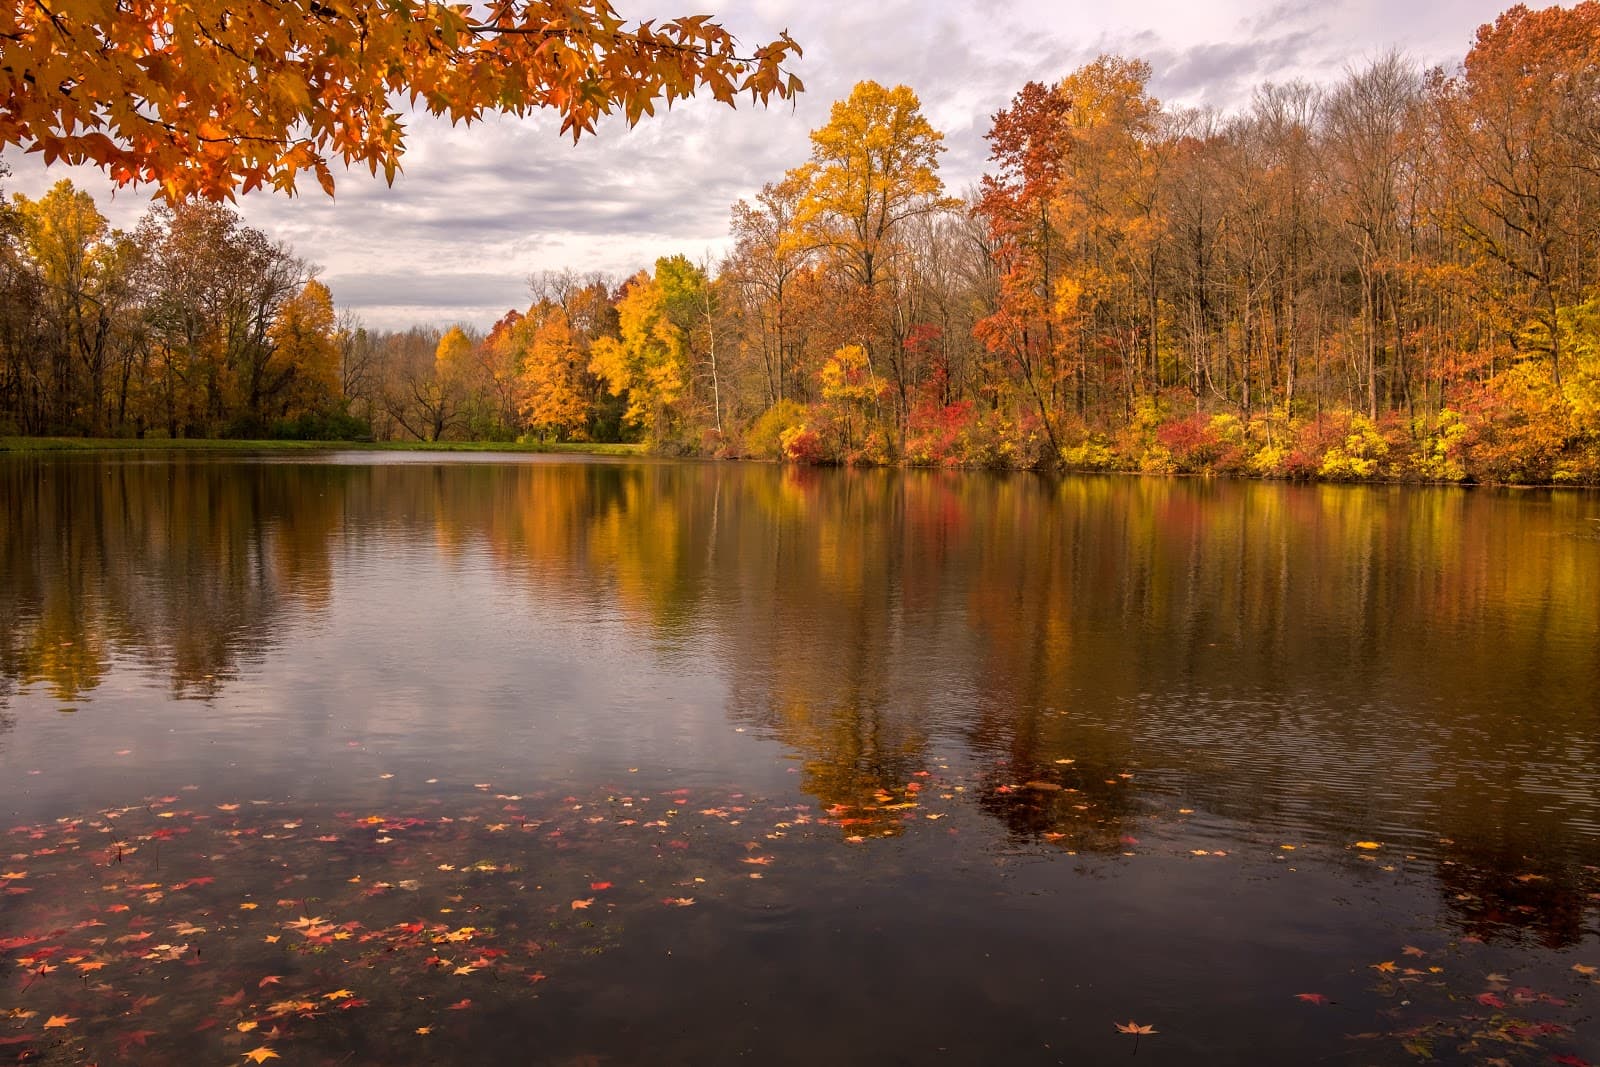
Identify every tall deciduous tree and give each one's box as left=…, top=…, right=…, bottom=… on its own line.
left=12, top=180, right=131, bottom=434
left=589, top=267, right=689, bottom=445
left=269, top=279, right=341, bottom=422
left=520, top=305, right=591, bottom=441
left=976, top=80, right=1072, bottom=450
left=788, top=80, right=952, bottom=445
left=1432, top=1, right=1600, bottom=388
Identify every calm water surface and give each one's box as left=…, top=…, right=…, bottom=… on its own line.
left=1, top=454, right=1598, bottom=1065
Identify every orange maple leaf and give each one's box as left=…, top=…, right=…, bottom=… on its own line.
left=1114, top=1020, right=1157, bottom=1035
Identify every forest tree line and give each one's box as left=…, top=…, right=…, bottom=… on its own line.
left=4, top=3, right=1600, bottom=481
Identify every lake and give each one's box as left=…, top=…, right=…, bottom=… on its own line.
left=1, top=453, right=1598, bottom=1065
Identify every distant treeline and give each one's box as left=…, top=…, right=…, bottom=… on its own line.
left=5, top=3, right=1600, bottom=481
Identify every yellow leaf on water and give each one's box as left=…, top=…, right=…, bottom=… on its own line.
left=243, top=1049, right=279, bottom=1064
left=1354, top=841, right=1382, bottom=850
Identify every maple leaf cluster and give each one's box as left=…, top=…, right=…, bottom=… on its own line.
left=0, top=0, right=802, bottom=200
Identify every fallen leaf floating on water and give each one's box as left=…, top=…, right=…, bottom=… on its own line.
left=1574, top=964, right=1598, bottom=976
left=243, top=1049, right=280, bottom=1064
left=1295, top=993, right=1328, bottom=1005
left=1354, top=841, right=1383, bottom=850
left=570, top=898, right=594, bottom=910
left=1114, top=1021, right=1157, bottom=1035
left=43, top=1015, right=76, bottom=1028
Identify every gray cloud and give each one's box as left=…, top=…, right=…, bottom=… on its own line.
left=330, top=271, right=531, bottom=311
left=1149, top=30, right=1326, bottom=105
left=2, top=0, right=1510, bottom=330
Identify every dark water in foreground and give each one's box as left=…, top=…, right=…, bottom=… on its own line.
left=1, top=453, right=1598, bottom=1065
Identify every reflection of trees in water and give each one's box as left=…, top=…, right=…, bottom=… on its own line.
left=0, top=457, right=343, bottom=700
left=1433, top=839, right=1595, bottom=950
left=4, top=457, right=1600, bottom=937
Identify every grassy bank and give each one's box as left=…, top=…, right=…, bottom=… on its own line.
left=0, top=437, right=647, bottom=456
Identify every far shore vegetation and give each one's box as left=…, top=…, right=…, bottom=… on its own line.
left=0, top=437, right=645, bottom=456
left=5, top=7, right=1600, bottom=485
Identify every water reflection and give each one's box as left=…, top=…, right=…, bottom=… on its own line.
left=2, top=455, right=1599, bottom=949
left=0, top=457, right=341, bottom=700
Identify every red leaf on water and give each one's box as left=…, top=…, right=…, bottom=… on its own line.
left=1295, top=993, right=1328, bottom=1005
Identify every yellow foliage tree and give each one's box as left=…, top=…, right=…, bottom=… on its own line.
left=788, top=81, right=949, bottom=293
left=519, top=307, right=590, bottom=441
left=12, top=179, right=122, bottom=433
left=269, top=279, right=341, bottom=420
left=589, top=270, right=688, bottom=444
left=1, top=0, right=802, bottom=200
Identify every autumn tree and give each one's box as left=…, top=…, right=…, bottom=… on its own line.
left=724, top=176, right=807, bottom=409
left=976, top=80, right=1073, bottom=450
left=519, top=305, right=591, bottom=441
left=0, top=159, right=36, bottom=434
left=133, top=202, right=306, bottom=436
left=12, top=180, right=135, bottom=434
left=788, top=80, right=953, bottom=444
left=1323, top=54, right=1424, bottom=416
left=2, top=0, right=802, bottom=200
left=589, top=267, right=690, bottom=445
left=268, top=279, right=342, bottom=427
left=1432, top=1, right=1600, bottom=388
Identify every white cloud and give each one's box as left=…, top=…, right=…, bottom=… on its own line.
left=1, top=0, right=1509, bottom=330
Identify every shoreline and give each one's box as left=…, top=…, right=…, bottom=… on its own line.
left=5, top=436, right=1598, bottom=489
left=0, top=437, right=646, bottom=457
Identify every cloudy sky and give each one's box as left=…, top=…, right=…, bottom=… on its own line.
left=3, top=0, right=1511, bottom=330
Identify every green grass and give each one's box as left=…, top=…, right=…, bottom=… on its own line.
left=0, top=436, right=647, bottom=456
